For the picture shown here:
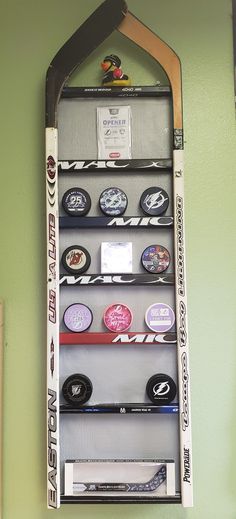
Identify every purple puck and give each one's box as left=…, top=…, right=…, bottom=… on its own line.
left=145, top=303, right=175, bottom=332
left=63, top=303, right=93, bottom=332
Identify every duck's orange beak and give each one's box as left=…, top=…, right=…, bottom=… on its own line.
left=101, top=60, right=111, bottom=71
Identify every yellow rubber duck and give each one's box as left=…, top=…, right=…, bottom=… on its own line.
left=101, top=54, right=131, bottom=86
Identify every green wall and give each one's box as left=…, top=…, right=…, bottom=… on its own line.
left=1, top=0, right=236, bottom=517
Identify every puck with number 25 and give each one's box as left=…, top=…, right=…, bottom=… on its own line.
left=62, top=187, right=91, bottom=216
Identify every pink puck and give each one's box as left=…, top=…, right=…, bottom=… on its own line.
left=103, top=303, right=133, bottom=332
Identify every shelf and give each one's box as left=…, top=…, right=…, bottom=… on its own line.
left=60, top=331, right=177, bottom=345
left=61, top=85, right=171, bottom=98
left=59, top=216, right=173, bottom=229
left=58, top=159, right=173, bottom=174
left=58, top=158, right=172, bottom=173
left=60, top=494, right=181, bottom=504
left=60, top=403, right=179, bottom=414
left=59, top=273, right=174, bottom=286
left=58, top=159, right=173, bottom=175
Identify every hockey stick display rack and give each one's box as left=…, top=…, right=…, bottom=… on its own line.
left=46, top=0, right=193, bottom=509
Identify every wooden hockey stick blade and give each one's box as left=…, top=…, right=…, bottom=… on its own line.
left=117, top=11, right=183, bottom=132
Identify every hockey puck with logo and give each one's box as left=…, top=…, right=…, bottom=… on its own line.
left=140, top=187, right=169, bottom=216
left=141, top=245, right=170, bottom=273
left=145, top=303, right=175, bottom=332
left=62, top=374, right=93, bottom=406
left=61, top=245, right=91, bottom=274
left=146, top=373, right=176, bottom=405
left=103, top=303, right=133, bottom=332
left=62, top=187, right=91, bottom=216
left=99, top=187, right=128, bottom=216
left=63, top=303, right=93, bottom=332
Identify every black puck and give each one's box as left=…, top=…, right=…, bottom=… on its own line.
left=141, top=244, right=170, bottom=273
left=140, top=187, right=169, bottom=216
left=62, top=187, right=91, bottom=216
left=99, top=187, right=128, bottom=216
left=61, top=245, right=91, bottom=274
left=62, top=374, right=93, bottom=406
left=146, top=374, right=176, bottom=405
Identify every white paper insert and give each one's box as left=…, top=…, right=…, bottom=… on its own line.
left=97, top=106, right=132, bottom=159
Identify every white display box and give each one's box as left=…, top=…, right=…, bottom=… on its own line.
left=101, top=242, right=132, bottom=273
left=64, top=459, right=176, bottom=497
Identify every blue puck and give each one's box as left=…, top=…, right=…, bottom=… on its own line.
left=99, top=187, right=128, bottom=216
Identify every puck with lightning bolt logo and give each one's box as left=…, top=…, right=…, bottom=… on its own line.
left=63, top=304, right=93, bottom=332
left=141, top=245, right=170, bottom=274
left=61, top=245, right=91, bottom=274
left=62, top=374, right=93, bottom=406
left=140, top=187, right=169, bottom=216
left=103, top=303, right=133, bottom=332
left=99, top=187, right=128, bottom=216
left=146, top=374, right=176, bottom=405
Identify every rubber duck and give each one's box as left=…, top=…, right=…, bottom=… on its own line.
left=101, top=54, right=131, bottom=86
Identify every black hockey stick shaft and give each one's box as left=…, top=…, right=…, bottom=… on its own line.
left=60, top=404, right=179, bottom=414
left=59, top=216, right=173, bottom=228
left=59, top=273, right=174, bottom=287
left=46, top=0, right=127, bottom=126
left=58, top=158, right=172, bottom=172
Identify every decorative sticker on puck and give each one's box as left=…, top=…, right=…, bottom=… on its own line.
left=61, top=245, right=91, bottom=274
left=62, top=374, right=93, bottom=406
left=62, top=187, right=91, bottom=216
left=141, top=245, right=170, bottom=274
left=146, top=373, right=177, bottom=405
left=103, top=303, right=133, bottom=332
left=140, top=187, right=169, bottom=216
left=99, top=187, right=128, bottom=216
left=145, top=303, right=175, bottom=332
left=63, top=303, right=93, bottom=332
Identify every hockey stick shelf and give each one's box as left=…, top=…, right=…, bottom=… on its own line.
left=60, top=495, right=181, bottom=504
left=58, top=158, right=173, bottom=172
left=61, top=85, right=171, bottom=98
left=60, top=403, right=179, bottom=414
left=46, top=0, right=192, bottom=509
left=59, top=216, right=173, bottom=229
left=59, top=332, right=177, bottom=345
left=59, top=273, right=174, bottom=286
